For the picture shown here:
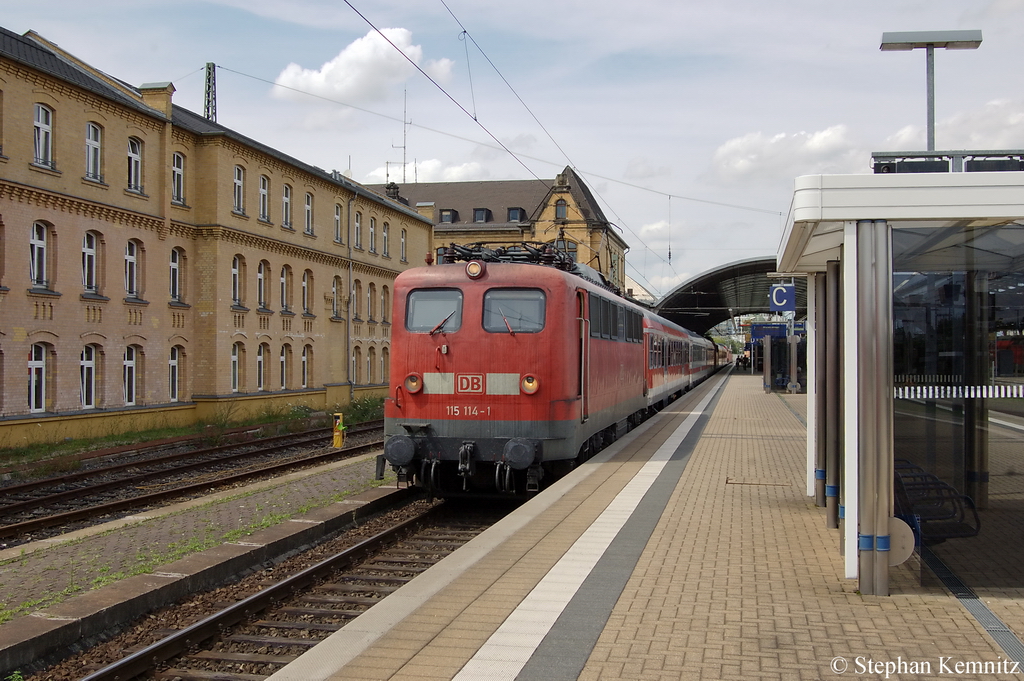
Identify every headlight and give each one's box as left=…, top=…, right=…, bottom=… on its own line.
left=466, top=261, right=485, bottom=279
left=404, top=373, right=423, bottom=393
left=521, top=374, right=539, bottom=394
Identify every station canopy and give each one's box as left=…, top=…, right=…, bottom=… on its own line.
left=652, top=257, right=807, bottom=336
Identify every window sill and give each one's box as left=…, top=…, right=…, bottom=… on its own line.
left=124, top=296, right=150, bottom=306
left=27, top=287, right=61, bottom=297
left=30, top=162, right=61, bottom=176
left=81, top=291, right=110, bottom=302
left=125, top=188, right=148, bottom=199
left=169, top=300, right=191, bottom=309
left=231, top=304, right=250, bottom=312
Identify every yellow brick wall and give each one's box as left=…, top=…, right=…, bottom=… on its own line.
left=0, top=51, right=429, bottom=447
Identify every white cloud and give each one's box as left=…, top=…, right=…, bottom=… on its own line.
left=938, top=99, right=1024, bottom=149
left=362, top=159, right=488, bottom=184
left=273, top=28, right=452, bottom=105
left=709, top=125, right=864, bottom=184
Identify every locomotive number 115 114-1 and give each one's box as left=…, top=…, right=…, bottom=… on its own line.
left=445, top=405, right=493, bottom=416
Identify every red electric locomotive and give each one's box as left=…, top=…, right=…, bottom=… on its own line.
left=379, top=243, right=722, bottom=495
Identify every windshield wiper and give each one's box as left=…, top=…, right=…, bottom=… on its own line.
left=429, top=309, right=457, bottom=336
left=498, top=306, right=516, bottom=336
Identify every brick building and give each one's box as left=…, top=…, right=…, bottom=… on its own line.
left=0, top=27, right=432, bottom=446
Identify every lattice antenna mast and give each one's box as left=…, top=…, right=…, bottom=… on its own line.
left=204, top=63, right=217, bottom=122
left=391, top=89, right=408, bottom=183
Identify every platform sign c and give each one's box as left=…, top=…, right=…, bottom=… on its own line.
left=770, top=284, right=795, bottom=312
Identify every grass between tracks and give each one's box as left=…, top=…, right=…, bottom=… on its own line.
left=0, top=396, right=385, bottom=471
left=0, top=465, right=395, bottom=624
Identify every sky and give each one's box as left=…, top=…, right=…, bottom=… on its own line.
left=4, top=0, right=1024, bottom=299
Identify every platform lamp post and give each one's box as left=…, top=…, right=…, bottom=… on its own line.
left=880, top=30, right=982, bottom=151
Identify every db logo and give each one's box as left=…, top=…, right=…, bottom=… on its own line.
left=456, top=374, right=484, bottom=393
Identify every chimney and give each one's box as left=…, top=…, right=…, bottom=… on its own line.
left=139, top=82, right=176, bottom=120
left=385, top=182, right=401, bottom=200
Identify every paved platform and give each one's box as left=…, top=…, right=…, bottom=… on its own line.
left=270, top=372, right=1024, bottom=681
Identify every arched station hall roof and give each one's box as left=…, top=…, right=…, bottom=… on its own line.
left=652, top=256, right=807, bottom=336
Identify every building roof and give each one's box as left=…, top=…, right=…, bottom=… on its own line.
left=366, top=167, right=621, bottom=242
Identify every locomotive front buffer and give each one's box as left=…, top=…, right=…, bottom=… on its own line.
left=379, top=423, right=543, bottom=494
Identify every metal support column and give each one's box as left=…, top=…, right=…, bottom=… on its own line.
left=856, top=220, right=894, bottom=596
left=825, top=260, right=841, bottom=528
left=810, top=273, right=826, bottom=505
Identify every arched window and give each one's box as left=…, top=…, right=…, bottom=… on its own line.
left=369, top=217, right=376, bottom=252
left=125, top=240, right=142, bottom=298
left=30, top=221, right=48, bottom=289
left=334, top=204, right=343, bottom=242
left=231, top=255, right=244, bottom=306
left=401, top=229, right=407, bottom=261
left=256, top=343, right=267, bottom=391
left=172, top=153, right=185, bottom=203
left=169, top=346, right=182, bottom=402
left=280, top=344, right=291, bottom=389
left=233, top=166, right=245, bottom=213
left=282, top=184, right=292, bottom=227
left=34, top=104, right=54, bottom=168
left=368, top=347, right=376, bottom=384
left=81, top=345, right=98, bottom=409
left=127, top=137, right=143, bottom=191
left=123, top=346, right=139, bottom=406
left=304, top=192, right=314, bottom=234
left=257, top=261, right=269, bottom=309
left=301, top=345, right=311, bottom=388
left=169, top=247, right=184, bottom=302
left=354, top=212, right=362, bottom=248
left=29, top=343, right=48, bottom=413
left=382, top=222, right=389, bottom=256
left=302, top=270, right=313, bottom=314
left=82, top=231, right=100, bottom=293
left=231, top=342, right=242, bottom=392
left=85, top=122, right=102, bottom=181
left=555, top=198, right=567, bottom=220
left=259, top=175, right=270, bottom=221
left=280, top=265, right=292, bottom=312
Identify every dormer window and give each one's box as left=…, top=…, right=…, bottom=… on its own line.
left=440, top=209, right=456, bottom=223
left=473, top=208, right=489, bottom=223
left=508, top=207, right=524, bottom=223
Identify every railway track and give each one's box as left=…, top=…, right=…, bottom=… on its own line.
left=0, top=422, right=384, bottom=544
left=70, top=501, right=503, bottom=681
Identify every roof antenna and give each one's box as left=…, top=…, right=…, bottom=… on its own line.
left=204, top=63, right=217, bottom=122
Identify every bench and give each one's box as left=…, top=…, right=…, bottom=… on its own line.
left=894, top=466, right=981, bottom=544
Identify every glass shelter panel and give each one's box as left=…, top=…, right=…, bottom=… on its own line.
left=893, top=222, right=1024, bottom=547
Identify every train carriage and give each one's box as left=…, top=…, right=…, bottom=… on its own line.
left=381, top=243, right=723, bottom=495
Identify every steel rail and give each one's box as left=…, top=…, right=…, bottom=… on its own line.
left=78, top=501, right=439, bottom=681
left=0, top=438, right=384, bottom=539
left=0, top=430, right=337, bottom=516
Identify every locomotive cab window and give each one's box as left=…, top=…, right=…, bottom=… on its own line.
left=406, top=288, right=463, bottom=333
left=483, top=288, right=545, bottom=333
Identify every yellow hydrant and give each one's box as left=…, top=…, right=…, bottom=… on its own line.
left=332, top=413, right=346, bottom=448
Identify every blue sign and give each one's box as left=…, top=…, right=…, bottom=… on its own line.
left=770, top=284, right=796, bottom=312
left=750, top=323, right=788, bottom=338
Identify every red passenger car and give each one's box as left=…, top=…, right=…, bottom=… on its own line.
left=380, top=244, right=722, bottom=495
